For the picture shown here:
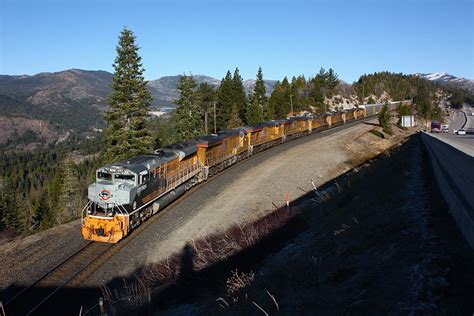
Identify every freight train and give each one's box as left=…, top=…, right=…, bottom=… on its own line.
left=82, top=101, right=410, bottom=243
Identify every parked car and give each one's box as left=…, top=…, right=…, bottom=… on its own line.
left=457, top=129, right=466, bottom=135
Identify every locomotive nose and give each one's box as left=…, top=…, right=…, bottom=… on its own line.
left=89, top=183, right=120, bottom=208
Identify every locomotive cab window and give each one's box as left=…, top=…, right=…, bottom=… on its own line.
left=115, top=174, right=135, bottom=183
left=97, top=172, right=112, bottom=181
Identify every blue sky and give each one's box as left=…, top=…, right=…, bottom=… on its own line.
left=1, top=0, right=473, bottom=82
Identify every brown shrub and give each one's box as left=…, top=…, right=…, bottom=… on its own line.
left=137, top=205, right=296, bottom=290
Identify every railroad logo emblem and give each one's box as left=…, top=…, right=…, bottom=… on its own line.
left=99, top=189, right=112, bottom=201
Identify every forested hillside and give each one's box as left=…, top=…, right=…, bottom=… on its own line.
left=0, top=135, right=103, bottom=236
left=353, top=71, right=474, bottom=116
left=1, top=62, right=473, bottom=240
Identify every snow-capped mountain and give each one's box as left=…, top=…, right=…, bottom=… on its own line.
left=416, top=72, right=474, bottom=92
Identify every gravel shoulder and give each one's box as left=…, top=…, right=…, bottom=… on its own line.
left=0, top=220, right=87, bottom=290
left=0, top=118, right=413, bottom=291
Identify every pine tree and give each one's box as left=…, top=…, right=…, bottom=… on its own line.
left=105, top=28, right=153, bottom=162
left=228, top=103, right=243, bottom=128
left=216, top=71, right=234, bottom=131
left=414, top=83, right=433, bottom=120
left=14, top=193, right=30, bottom=233
left=269, top=77, right=292, bottom=119
left=2, top=177, right=17, bottom=231
left=197, top=82, right=217, bottom=134
left=326, top=68, right=340, bottom=97
left=0, top=177, right=8, bottom=230
left=231, top=67, right=247, bottom=125
left=312, top=68, right=328, bottom=111
left=252, top=67, right=269, bottom=121
left=43, top=170, right=62, bottom=228
left=35, top=193, right=56, bottom=231
left=246, top=96, right=263, bottom=124
left=175, top=75, right=204, bottom=141
left=58, top=154, right=81, bottom=223
left=379, top=103, right=391, bottom=132
left=31, top=194, right=49, bottom=231
left=254, top=67, right=267, bottom=103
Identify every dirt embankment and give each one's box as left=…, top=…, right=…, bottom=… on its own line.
left=138, top=136, right=474, bottom=315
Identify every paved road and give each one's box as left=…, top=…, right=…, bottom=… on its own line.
left=431, top=104, right=474, bottom=156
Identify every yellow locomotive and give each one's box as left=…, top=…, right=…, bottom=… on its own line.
left=82, top=101, right=409, bottom=243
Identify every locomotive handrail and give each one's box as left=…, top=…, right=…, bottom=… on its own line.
left=81, top=200, right=93, bottom=224
left=115, top=203, right=128, bottom=216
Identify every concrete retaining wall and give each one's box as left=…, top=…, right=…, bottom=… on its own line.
left=421, top=132, right=474, bottom=249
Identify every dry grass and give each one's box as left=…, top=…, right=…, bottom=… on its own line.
left=226, top=269, right=255, bottom=297
left=95, top=177, right=351, bottom=314
left=81, top=280, right=152, bottom=315
left=139, top=206, right=295, bottom=289
left=217, top=273, right=280, bottom=315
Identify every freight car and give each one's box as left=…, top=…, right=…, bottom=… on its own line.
left=82, top=101, right=410, bottom=243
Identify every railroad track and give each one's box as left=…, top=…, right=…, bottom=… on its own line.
left=1, top=114, right=384, bottom=315
left=2, top=241, right=110, bottom=315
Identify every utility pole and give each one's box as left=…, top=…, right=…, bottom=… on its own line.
left=290, top=94, right=293, bottom=116
left=213, top=101, right=217, bottom=134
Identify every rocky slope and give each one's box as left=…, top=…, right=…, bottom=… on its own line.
left=0, top=115, right=62, bottom=149
left=0, top=69, right=111, bottom=136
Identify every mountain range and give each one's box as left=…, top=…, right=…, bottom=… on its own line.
left=0, top=69, right=471, bottom=149
left=416, top=72, right=474, bottom=93
left=0, top=69, right=277, bottom=148
left=148, top=74, right=277, bottom=107
left=0, top=68, right=277, bottom=111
